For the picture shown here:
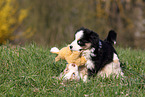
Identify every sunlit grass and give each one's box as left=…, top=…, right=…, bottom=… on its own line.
left=0, top=44, right=144, bottom=96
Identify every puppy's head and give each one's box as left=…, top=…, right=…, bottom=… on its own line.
left=70, top=27, right=99, bottom=51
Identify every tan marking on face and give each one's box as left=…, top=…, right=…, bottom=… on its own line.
left=81, top=43, right=91, bottom=50
left=85, top=43, right=91, bottom=49
left=77, top=39, right=80, bottom=41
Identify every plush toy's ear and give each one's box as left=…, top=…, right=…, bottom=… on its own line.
left=50, top=47, right=59, bottom=54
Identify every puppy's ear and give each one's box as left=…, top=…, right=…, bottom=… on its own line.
left=89, top=31, right=99, bottom=47
left=105, top=30, right=117, bottom=45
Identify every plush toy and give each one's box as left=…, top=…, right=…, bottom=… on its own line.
left=50, top=45, right=86, bottom=66
left=50, top=45, right=88, bottom=82
left=59, top=63, right=88, bottom=82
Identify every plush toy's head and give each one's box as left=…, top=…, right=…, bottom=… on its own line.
left=50, top=46, right=87, bottom=66
left=50, top=45, right=72, bottom=61
left=59, top=46, right=72, bottom=58
left=59, top=63, right=80, bottom=81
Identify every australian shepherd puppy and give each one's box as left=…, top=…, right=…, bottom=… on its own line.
left=69, top=27, right=124, bottom=78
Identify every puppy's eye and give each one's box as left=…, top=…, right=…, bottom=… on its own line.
left=77, top=40, right=85, bottom=46
left=78, top=41, right=81, bottom=44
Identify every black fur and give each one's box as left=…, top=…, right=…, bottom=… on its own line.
left=75, top=28, right=118, bottom=77
left=75, top=27, right=99, bottom=47
left=104, top=30, right=117, bottom=45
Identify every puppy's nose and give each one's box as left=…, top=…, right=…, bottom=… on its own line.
left=69, top=45, right=73, bottom=49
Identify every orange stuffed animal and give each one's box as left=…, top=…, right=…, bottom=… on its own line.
left=50, top=45, right=86, bottom=66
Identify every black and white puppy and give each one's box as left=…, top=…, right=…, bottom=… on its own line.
left=70, top=27, right=124, bottom=78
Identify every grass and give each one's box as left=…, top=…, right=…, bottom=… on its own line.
left=0, top=44, right=144, bottom=97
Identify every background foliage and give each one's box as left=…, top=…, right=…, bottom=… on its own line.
left=1, top=0, right=145, bottom=49
left=0, top=0, right=32, bottom=44
left=0, top=0, right=145, bottom=96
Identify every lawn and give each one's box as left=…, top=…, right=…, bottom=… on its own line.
left=0, top=44, right=144, bottom=96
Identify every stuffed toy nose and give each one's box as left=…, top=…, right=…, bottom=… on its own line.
left=69, top=45, right=73, bottom=49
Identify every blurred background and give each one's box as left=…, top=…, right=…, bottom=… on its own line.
left=0, top=0, right=145, bottom=49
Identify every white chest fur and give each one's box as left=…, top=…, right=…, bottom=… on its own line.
left=82, top=49, right=95, bottom=70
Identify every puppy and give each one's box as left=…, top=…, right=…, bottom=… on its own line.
left=70, top=27, right=124, bottom=78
